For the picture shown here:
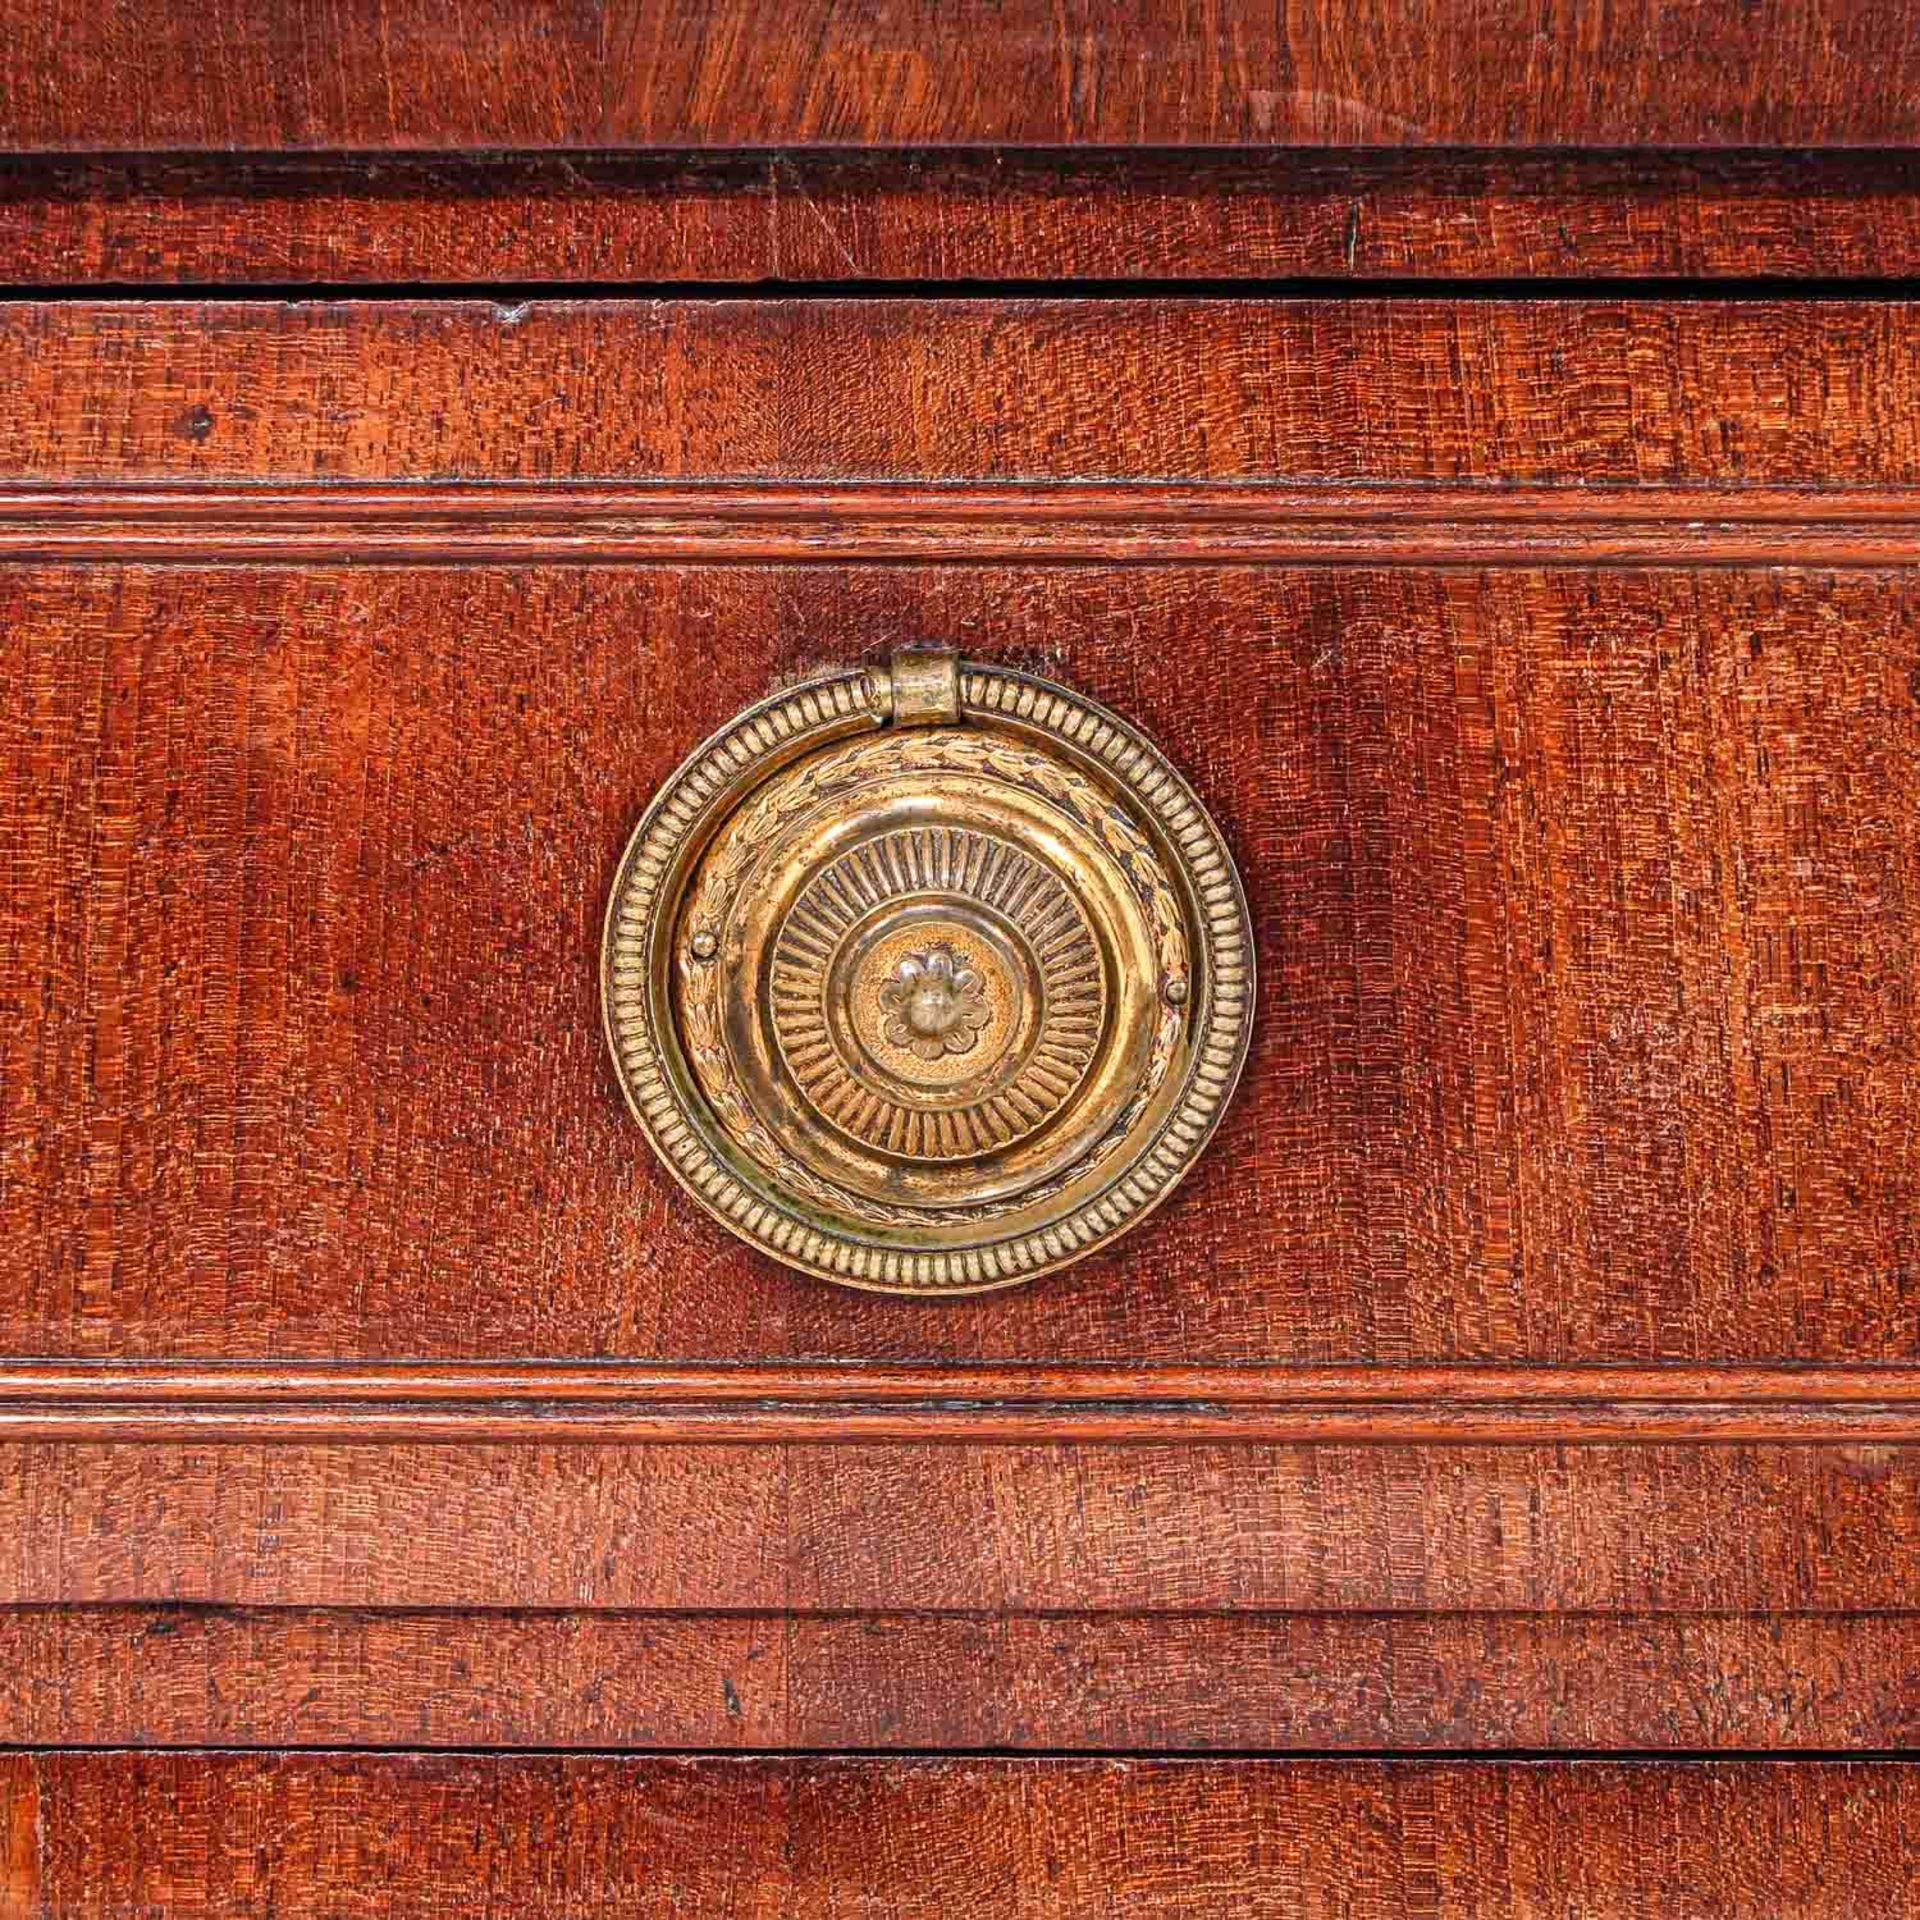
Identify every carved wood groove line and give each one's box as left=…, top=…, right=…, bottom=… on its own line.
left=4, top=480, right=1920, bottom=565
left=2, top=1362, right=1917, bottom=1443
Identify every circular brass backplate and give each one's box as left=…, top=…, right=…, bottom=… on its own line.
left=601, top=651, right=1253, bottom=1294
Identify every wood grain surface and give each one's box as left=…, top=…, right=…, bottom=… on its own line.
left=3, top=1442, right=1913, bottom=1612
left=2, top=305, right=1914, bottom=1368
left=4, top=1754, right=1916, bottom=1916
left=3, top=561, right=1912, bottom=1363
left=6, top=19, right=1917, bottom=1895
left=3, top=280, right=1914, bottom=1835
left=12, top=152, right=1920, bottom=287
left=3, top=1607, right=1915, bottom=1752
left=4, top=0, right=1920, bottom=150
left=6, top=298, right=1920, bottom=487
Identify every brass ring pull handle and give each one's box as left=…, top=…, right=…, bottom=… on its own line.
left=602, top=648, right=1253, bottom=1294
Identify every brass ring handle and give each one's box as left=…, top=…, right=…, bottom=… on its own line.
left=602, top=647, right=1253, bottom=1294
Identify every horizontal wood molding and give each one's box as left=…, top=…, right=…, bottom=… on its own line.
left=10, top=301, right=1920, bottom=494
left=3, top=1362, right=1917, bottom=1443
left=5, top=480, right=1920, bottom=566
left=11, top=152, right=1920, bottom=286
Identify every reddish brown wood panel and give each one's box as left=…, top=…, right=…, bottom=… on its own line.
left=599, top=0, right=1920, bottom=150
left=12, top=153, right=1920, bottom=286
left=744, top=149, right=1920, bottom=283
left=6, top=1754, right=1917, bottom=1916
left=5, top=0, right=1919, bottom=150
left=0, top=155, right=781, bottom=287
left=3, top=1608, right=1915, bottom=1752
left=5, top=299, right=1920, bottom=487
left=0, top=1761, right=33, bottom=1919
left=3, top=563, right=1912, bottom=1363
left=1, top=0, right=604, bottom=153
left=2, top=1443, right=1913, bottom=1612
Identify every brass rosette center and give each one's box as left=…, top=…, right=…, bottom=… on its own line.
left=602, top=651, right=1253, bottom=1294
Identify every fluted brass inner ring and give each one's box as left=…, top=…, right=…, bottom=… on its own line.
left=682, top=753, right=1162, bottom=1216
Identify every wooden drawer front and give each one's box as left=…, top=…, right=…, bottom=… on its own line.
left=3, top=556, right=1915, bottom=1365
left=1, top=299, right=1914, bottom=1368
left=1, top=297, right=1915, bottom=1765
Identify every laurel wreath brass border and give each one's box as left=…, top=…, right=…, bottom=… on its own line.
left=601, top=650, right=1254, bottom=1295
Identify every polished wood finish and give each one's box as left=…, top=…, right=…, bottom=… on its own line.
left=5, top=1756, right=1917, bottom=1916
left=5, top=1609, right=1917, bottom=1752
left=0, top=0, right=603, bottom=153
left=6, top=298, right=1920, bottom=486
left=5, top=1443, right=1913, bottom=1611
left=12, top=152, right=1920, bottom=287
left=5, top=556, right=1912, bottom=1364
left=3, top=303, right=1914, bottom=1381
left=5, top=0, right=1919, bottom=150
left=2, top=48, right=1914, bottom=1888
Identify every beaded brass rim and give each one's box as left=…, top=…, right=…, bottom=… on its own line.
left=601, top=650, right=1254, bottom=1294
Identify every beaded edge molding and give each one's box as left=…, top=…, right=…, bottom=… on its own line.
left=601, top=660, right=1255, bottom=1294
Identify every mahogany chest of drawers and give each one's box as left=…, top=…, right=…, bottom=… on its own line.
left=1, top=5, right=1917, bottom=1913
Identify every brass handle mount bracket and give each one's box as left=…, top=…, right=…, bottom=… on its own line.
left=602, top=647, right=1253, bottom=1294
